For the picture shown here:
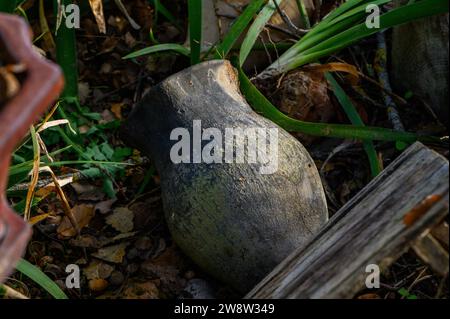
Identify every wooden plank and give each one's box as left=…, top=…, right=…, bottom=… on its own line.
left=246, top=142, right=449, bottom=299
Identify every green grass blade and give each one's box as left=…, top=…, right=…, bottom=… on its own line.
left=301, top=0, right=369, bottom=42
left=296, top=0, right=311, bottom=28
left=188, top=0, right=202, bottom=64
left=303, top=0, right=448, bottom=57
left=232, top=58, right=438, bottom=144
left=325, top=73, right=381, bottom=177
left=302, top=0, right=389, bottom=43
left=123, top=43, right=190, bottom=59
left=30, top=126, right=40, bottom=162
left=214, top=0, right=266, bottom=59
left=15, top=259, right=68, bottom=299
left=321, top=0, right=369, bottom=23
left=240, top=0, right=283, bottom=66
left=268, top=9, right=369, bottom=73
left=327, top=0, right=390, bottom=26
left=263, top=0, right=449, bottom=77
left=9, top=160, right=129, bottom=177
left=282, top=12, right=366, bottom=64
left=53, top=0, right=80, bottom=109
left=0, top=0, right=19, bottom=12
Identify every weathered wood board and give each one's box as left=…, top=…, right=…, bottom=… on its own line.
left=247, top=142, right=449, bottom=299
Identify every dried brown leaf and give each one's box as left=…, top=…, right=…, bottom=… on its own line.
left=92, top=243, right=128, bottom=263
left=106, top=207, right=134, bottom=233
left=57, top=204, right=95, bottom=238
left=88, top=0, right=107, bottom=33
left=84, top=260, right=115, bottom=280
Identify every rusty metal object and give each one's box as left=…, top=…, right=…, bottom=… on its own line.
left=0, top=14, right=63, bottom=282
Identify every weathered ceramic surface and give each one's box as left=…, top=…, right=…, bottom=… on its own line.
left=0, top=14, right=63, bottom=282
left=122, top=60, right=328, bottom=292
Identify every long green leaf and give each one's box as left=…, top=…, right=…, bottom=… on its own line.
left=123, top=43, right=190, bottom=59
left=232, top=58, right=439, bottom=144
left=302, top=0, right=390, bottom=45
left=296, top=0, right=311, bottom=28
left=261, top=0, right=449, bottom=77
left=53, top=0, right=80, bottom=110
left=214, top=0, right=266, bottom=59
left=0, top=0, right=19, bottom=12
left=302, top=0, right=448, bottom=58
left=327, top=0, right=390, bottom=27
left=9, top=160, right=129, bottom=177
left=188, top=0, right=202, bottom=64
left=239, top=0, right=283, bottom=66
left=326, top=73, right=381, bottom=177
left=16, top=259, right=68, bottom=299
left=278, top=12, right=366, bottom=66
left=300, top=0, right=369, bottom=42
left=321, top=0, right=369, bottom=23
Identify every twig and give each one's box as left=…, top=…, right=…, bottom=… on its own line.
left=41, top=166, right=80, bottom=235
left=353, top=86, right=388, bottom=109
left=1, top=284, right=29, bottom=299
left=113, top=0, right=140, bottom=30
left=405, top=266, right=429, bottom=296
left=320, top=140, right=355, bottom=174
left=261, top=31, right=273, bottom=65
left=216, top=12, right=301, bottom=39
left=333, top=56, right=408, bottom=106
left=435, top=273, right=448, bottom=298
left=422, top=101, right=445, bottom=126
left=272, top=0, right=309, bottom=36
left=37, top=133, right=80, bottom=235
left=267, top=22, right=301, bottom=39
left=375, top=32, right=405, bottom=132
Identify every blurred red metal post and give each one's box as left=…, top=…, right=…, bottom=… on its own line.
left=0, top=13, right=63, bottom=282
